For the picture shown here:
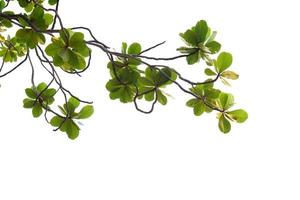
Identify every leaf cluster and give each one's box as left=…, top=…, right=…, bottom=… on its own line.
left=106, top=42, right=177, bottom=106
left=177, top=20, right=221, bottom=65
left=45, top=29, right=90, bottom=71
left=50, top=97, right=94, bottom=139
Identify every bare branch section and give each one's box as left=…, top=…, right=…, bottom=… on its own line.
left=0, top=0, right=247, bottom=139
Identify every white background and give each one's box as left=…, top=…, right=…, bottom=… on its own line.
left=1, top=0, right=300, bottom=199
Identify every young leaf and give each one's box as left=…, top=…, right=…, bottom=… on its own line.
left=218, top=114, right=231, bottom=133
left=220, top=77, right=231, bottom=86
left=227, top=109, right=248, bottom=123
left=216, top=52, right=233, bottom=73
left=221, top=71, right=239, bottom=80
left=206, top=31, right=217, bottom=44
left=218, top=93, right=234, bottom=110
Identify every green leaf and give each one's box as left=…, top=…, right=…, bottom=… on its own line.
left=37, top=82, right=47, bottom=92
left=51, top=115, right=80, bottom=140
left=43, top=88, right=56, bottom=98
left=186, top=51, right=199, bottom=65
left=53, top=54, right=63, bottom=66
left=1, top=18, right=13, bottom=28
left=30, top=6, right=44, bottom=21
left=193, top=102, right=205, bottom=116
left=218, top=114, right=231, bottom=134
left=69, top=32, right=85, bottom=49
left=75, top=54, right=87, bottom=69
left=118, top=67, right=140, bottom=84
left=58, top=105, right=67, bottom=115
left=195, top=20, right=208, bottom=43
left=121, top=42, right=127, bottom=54
left=205, top=41, right=221, bottom=54
left=59, top=29, right=70, bottom=43
left=32, top=104, right=43, bottom=118
left=128, top=43, right=141, bottom=55
left=65, top=119, right=80, bottom=140
left=74, top=45, right=90, bottom=57
left=145, top=67, right=155, bottom=80
left=44, top=14, right=54, bottom=26
left=25, top=88, right=36, bottom=99
left=77, top=105, right=94, bottom=119
left=144, top=67, right=173, bottom=86
left=15, top=29, right=44, bottom=49
left=122, top=86, right=136, bottom=103
left=68, top=97, right=80, bottom=109
left=106, top=79, right=122, bottom=91
left=50, top=116, right=64, bottom=127
left=190, top=85, right=204, bottom=97
left=186, top=98, right=198, bottom=107
left=218, top=93, right=234, bottom=110
left=216, top=52, right=233, bottom=73
left=48, top=0, right=58, bottom=5
left=205, top=68, right=217, bottom=76
left=180, top=30, right=198, bottom=46
left=38, top=33, right=46, bottom=45
left=144, top=91, right=154, bottom=101
left=58, top=48, right=70, bottom=62
left=45, top=43, right=62, bottom=57
left=23, top=99, right=35, bottom=108
left=17, top=16, right=29, bottom=27
left=204, top=88, right=221, bottom=99
left=30, top=6, right=47, bottom=30
left=18, top=0, right=31, bottom=7
left=157, top=90, right=167, bottom=105
left=128, top=57, right=141, bottom=66
left=156, top=68, right=172, bottom=86
left=227, top=109, right=248, bottom=123
left=138, top=77, right=154, bottom=87
left=0, top=0, right=6, bottom=11
left=24, top=2, right=34, bottom=12
left=68, top=50, right=80, bottom=67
